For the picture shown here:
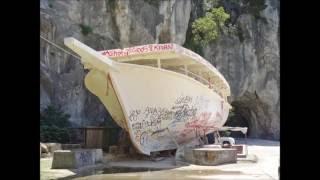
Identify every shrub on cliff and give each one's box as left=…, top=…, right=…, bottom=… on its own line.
left=40, top=105, right=71, bottom=143
left=192, top=7, right=230, bottom=45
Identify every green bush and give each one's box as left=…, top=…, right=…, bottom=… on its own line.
left=79, top=24, right=93, bottom=36
left=192, top=7, right=230, bottom=45
left=40, top=105, right=71, bottom=143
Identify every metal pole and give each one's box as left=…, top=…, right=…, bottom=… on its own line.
left=40, top=35, right=81, bottom=59
left=184, top=65, right=188, bottom=75
left=245, top=132, right=248, bottom=155
left=157, top=58, right=161, bottom=68
left=245, top=132, right=247, bottom=144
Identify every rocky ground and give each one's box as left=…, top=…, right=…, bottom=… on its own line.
left=40, top=138, right=279, bottom=180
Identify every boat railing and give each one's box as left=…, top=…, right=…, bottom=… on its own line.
left=177, top=68, right=210, bottom=85
left=175, top=68, right=226, bottom=99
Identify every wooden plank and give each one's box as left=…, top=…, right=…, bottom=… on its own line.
left=85, top=129, right=104, bottom=149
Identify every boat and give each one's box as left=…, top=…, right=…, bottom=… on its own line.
left=64, top=37, right=231, bottom=155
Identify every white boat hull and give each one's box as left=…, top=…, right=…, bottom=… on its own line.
left=64, top=37, right=231, bottom=155
left=85, top=63, right=230, bottom=155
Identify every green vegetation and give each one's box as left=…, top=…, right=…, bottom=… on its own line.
left=243, top=0, right=267, bottom=21
left=191, top=7, right=230, bottom=45
left=144, top=0, right=160, bottom=7
left=79, top=24, right=93, bottom=36
left=40, top=105, right=71, bottom=143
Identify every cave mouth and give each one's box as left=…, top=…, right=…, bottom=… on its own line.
left=224, top=104, right=250, bottom=138
left=225, top=91, right=279, bottom=140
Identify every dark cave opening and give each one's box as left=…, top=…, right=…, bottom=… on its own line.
left=224, top=103, right=251, bottom=138
left=225, top=91, right=279, bottom=140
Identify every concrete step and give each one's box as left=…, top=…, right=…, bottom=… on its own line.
left=185, top=148, right=237, bottom=166
left=52, top=149, right=103, bottom=169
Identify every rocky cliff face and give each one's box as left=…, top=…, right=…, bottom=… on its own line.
left=202, top=0, right=280, bottom=139
left=40, top=0, right=279, bottom=140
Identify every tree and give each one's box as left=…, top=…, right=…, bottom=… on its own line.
left=40, top=105, right=71, bottom=143
left=192, top=7, right=230, bottom=45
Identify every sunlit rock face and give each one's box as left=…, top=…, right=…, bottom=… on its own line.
left=202, top=0, right=279, bottom=139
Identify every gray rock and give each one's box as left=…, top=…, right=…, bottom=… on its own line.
left=40, top=0, right=192, bottom=127
left=203, top=0, right=279, bottom=140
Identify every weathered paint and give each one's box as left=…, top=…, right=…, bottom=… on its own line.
left=64, top=38, right=231, bottom=155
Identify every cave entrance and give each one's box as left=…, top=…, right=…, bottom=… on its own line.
left=224, top=102, right=251, bottom=138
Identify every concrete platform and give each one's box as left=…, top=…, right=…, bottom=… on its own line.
left=62, top=144, right=82, bottom=150
left=202, top=144, right=222, bottom=148
left=185, top=148, right=237, bottom=166
left=231, top=144, right=247, bottom=158
left=41, top=139, right=279, bottom=180
left=45, top=143, right=62, bottom=154
left=51, top=149, right=103, bottom=169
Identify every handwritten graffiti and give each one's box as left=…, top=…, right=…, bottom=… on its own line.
left=129, top=110, right=141, bottom=122
left=129, top=107, right=172, bottom=131
left=144, top=107, right=172, bottom=121
left=172, top=96, right=197, bottom=123
left=79, top=151, right=91, bottom=165
left=131, top=119, right=160, bottom=131
left=127, top=95, right=227, bottom=150
left=101, top=43, right=174, bottom=57
left=132, top=122, right=142, bottom=130
left=128, top=96, right=198, bottom=147
left=175, top=96, right=192, bottom=104
left=172, top=104, right=197, bottom=123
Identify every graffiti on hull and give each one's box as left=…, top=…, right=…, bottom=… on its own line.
left=127, top=95, right=227, bottom=152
